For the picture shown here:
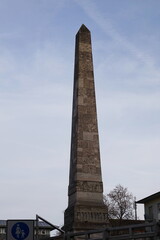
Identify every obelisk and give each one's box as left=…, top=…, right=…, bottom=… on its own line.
left=64, top=25, right=107, bottom=232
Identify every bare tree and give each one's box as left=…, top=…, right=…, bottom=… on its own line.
left=104, top=184, right=135, bottom=221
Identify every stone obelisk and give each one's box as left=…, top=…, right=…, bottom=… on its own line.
left=64, top=25, right=107, bottom=232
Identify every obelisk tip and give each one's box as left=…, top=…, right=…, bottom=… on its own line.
left=78, top=24, right=90, bottom=33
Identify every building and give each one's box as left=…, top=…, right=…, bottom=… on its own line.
left=0, top=220, right=54, bottom=240
left=137, top=191, right=160, bottom=221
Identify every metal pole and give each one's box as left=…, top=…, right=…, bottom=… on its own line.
left=134, top=198, right=137, bottom=220
left=36, top=214, right=39, bottom=240
left=36, top=214, right=64, bottom=234
left=135, top=202, right=137, bottom=220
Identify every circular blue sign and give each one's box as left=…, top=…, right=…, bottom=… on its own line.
left=11, top=222, right=29, bottom=240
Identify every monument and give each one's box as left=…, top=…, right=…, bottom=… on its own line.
left=64, top=25, right=107, bottom=232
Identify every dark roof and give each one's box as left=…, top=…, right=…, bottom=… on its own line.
left=0, top=220, right=6, bottom=226
left=136, top=191, right=160, bottom=204
left=35, top=221, right=55, bottom=229
left=0, top=220, right=54, bottom=229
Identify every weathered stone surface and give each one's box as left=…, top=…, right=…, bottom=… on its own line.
left=64, top=24, right=107, bottom=232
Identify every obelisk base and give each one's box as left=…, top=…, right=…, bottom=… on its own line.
left=64, top=204, right=107, bottom=232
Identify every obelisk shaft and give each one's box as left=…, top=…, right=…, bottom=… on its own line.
left=64, top=25, right=107, bottom=232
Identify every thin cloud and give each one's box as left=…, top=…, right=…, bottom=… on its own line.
left=75, top=0, right=160, bottom=82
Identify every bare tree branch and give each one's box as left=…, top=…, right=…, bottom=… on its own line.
left=104, top=184, right=135, bottom=221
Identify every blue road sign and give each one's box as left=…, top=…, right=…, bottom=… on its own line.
left=7, top=220, right=34, bottom=240
left=11, top=222, right=29, bottom=240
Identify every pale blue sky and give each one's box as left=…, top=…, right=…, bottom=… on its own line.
left=0, top=0, right=160, bottom=227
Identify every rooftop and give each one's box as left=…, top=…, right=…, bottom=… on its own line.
left=136, top=191, right=160, bottom=204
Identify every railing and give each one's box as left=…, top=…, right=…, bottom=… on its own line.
left=64, top=221, right=160, bottom=240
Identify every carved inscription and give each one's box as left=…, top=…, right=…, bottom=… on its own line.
left=81, top=158, right=97, bottom=165
left=78, top=154, right=100, bottom=165
left=76, top=181, right=103, bottom=192
left=76, top=211, right=107, bottom=222
left=82, top=164, right=100, bottom=174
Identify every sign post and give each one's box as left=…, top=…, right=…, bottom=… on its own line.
left=7, top=220, right=34, bottom=240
